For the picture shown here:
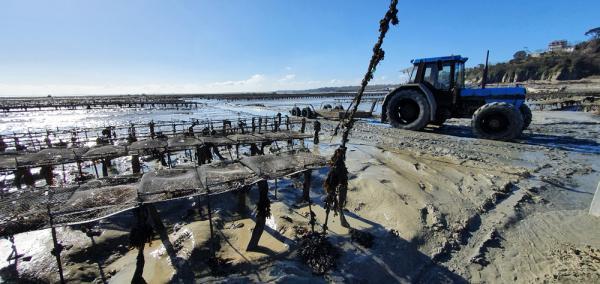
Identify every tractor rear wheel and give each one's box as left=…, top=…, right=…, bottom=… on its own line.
left=472, top=102, right=523, bottom=141
left=386, top=90, right=430, bottom=130
left=519, top=104, right=532, bottom=129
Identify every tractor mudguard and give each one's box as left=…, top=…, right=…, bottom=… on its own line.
left=381, top=83, right=436, bottom=122
left=460, top=87, right=527, bottom=108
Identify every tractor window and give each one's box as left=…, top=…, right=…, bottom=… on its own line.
left=454, top=62, right=465, bottom=88
left=438, top=64, right=452, bottom=90
left=423, top=65, right=434, bottom=85
left=423, top=63, right=452, bottom=90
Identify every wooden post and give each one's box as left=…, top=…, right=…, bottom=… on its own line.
left=237, top=185, right=249, bottom=215
left=247, top=180, right=269, bottom=251
left=264, top=117, right=268, bottom=132
left=277, top=113, right=282, bottom=128
left=92, top=161, right=99, bottom=178
left=149, top=121, right=155, bottom=138
left=285, top=115, right=290, bottom=130
left=77, top=160, right=83, bottom=180
left=300, top=118, right=306, bottom=133
left=132, top=232, right=146, bottom=283
left=369, top=99, right=378, bottom=113
left=61, top=164, right=66, bottom=184
left=258, top=117, right=262, bottom=133
left=101, top=159, right=109, bottom=177
left=302, top=170, right=311, bottom=202
left=132, top=154, right=141, bottom=174
left=47, top=204, right=65, bottom=284
left=41, top=165, right=54, bottom=186
left=227, top=146, right=234, bottom=161
left=204, top=181, right=217, bottom=254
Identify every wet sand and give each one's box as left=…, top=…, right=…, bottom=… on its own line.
left=1, top=110, right=599, bottom=283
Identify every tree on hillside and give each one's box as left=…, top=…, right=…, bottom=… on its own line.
left=513, top=50, right=528, bottom=61
left=585, top=27, right=600, bottom=39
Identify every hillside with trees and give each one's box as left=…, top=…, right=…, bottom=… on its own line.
left=467, top=28, right=600, bottom=84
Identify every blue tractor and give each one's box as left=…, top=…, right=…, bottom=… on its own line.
left=381, top=55, right=531, bottom=141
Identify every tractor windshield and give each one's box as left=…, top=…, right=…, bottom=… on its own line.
left=408, top=66, right=417, bottom=83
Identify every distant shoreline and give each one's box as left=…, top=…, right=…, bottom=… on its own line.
left=0, top=91, right=387, bottom=112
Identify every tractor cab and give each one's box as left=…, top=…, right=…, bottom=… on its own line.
left=408, top=56, right=467, bottom=91
left=405, top=56, right=469, bottom=121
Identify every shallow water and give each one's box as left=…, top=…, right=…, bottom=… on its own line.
left=0, top=96, right=380, bottom=135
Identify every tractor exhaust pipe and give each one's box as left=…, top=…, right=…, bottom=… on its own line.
left=482, top=50, right=489, bottom=89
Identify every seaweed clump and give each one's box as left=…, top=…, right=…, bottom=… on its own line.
left=297, top=233, right=339, bottom=275
left=206, top=256, right=233, bottom=276
left=350, top=229, right=375, bottom=248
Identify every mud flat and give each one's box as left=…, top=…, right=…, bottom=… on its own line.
left=1, top=110, right=599, bottom=283
left=522, top=78, right=600, bottom=112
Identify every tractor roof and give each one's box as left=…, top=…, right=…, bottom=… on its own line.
left=411, top=55, right=468, bottom=64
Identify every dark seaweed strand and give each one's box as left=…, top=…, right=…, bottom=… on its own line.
left=323, top=0, right=399, bottom=232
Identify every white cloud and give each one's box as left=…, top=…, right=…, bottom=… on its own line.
left=329, top=79, right=343, bottom=85
left=306, top=80, right=323, bottom=85
left=284, top=66, right=292, bottom=71
left=278, top=74, right=296, bottom=82
left=0, top=73, right=370, bottom=96
left=208, top=74, right=265, bottom=87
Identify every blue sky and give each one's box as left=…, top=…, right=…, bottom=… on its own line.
left=0, top=0, right=597, bottom=96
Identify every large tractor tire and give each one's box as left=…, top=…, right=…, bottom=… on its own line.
left=291, top=107, right=301, bottom=116
left=519, top=104, right=532, bottom=129
left=386, top=90, right=431, bottom=130
left=301, top=107, right=314, bottom=118
left=472, top=102, right=524, bottom=141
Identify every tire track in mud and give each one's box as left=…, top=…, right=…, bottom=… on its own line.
left=341, top=137, right=531, bottom=282
left=331, top=121, right=535, bottom=282
left=414, top=146, right=597, bottom=282
left=412, top=181, right=530, bottom=283
left=319, top=113, right=599, bottom=282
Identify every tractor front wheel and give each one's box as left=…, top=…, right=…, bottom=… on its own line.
left=386, top=90, right=430, bottom=130
left=519, top=104, right=532, bottom=129
left=472, top=102, right=523, bottom=141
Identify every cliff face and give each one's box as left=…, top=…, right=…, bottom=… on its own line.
left=467, top=39, right=600, bottom=84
